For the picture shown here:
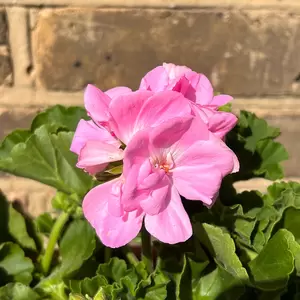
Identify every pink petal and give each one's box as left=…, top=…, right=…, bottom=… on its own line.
left=105, top=86, right=132, bottom=99
left=192, top=74, right=214, bottom=105
left=192, top=105, right=238, bottom=139
left=172, top=138, right=238, bottom=203
left=170, top=75, right=190, bottom=95
left=145, top=187, right=192, bottom=244
left=139, top=66, right=170, bottom=91
left=174, top=139, right=237, bottom=177
left=122, top=131, right=151, bottom=211
left=208, top=111, right=238, bottom=139
left=149, top=117, right=209, bottom=161
left=77, top=140, right=123, bottom=170
left=140, top=172, right=171, bottom=215
left=109, top=90, right=153, bottom=144
left=108, top=179, right=124, bottom=217
left=163, top=63, right=192, bottom=79
left=84, top=84, right=111, bottom=124
left=211, top=94, right=233, bottom=107
left=135, top=91, right=192, bottom=134
left=172, top=166, right=222, bottom=204
left=209, top=132, right=240, bottom=173
left=84, top=164, right=108, bottom=175
left=70, top=119, right=120, bottom=155
left=83, top=179, right=144, bottom=248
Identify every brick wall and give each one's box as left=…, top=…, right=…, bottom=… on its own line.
left=0, top=0, right=300, bottom=215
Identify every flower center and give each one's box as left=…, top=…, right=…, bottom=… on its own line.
left=152, top=153, right=174, bottom=174
left=159, top=163, right=170, bottom=173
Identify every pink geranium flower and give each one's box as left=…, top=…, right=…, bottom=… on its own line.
left=71, top=87, right=192, bottom=174
left=82, top=117, right=239, bottom=248
left=139, top=63, right=237, bottom=138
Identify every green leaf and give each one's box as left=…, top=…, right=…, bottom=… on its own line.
left=0, top=192, right=11, bottom=243
left=239, top=111, right=280, bottom=153
left=105, top=165, right=123, bottom=176
left=248, top=229, right=296, bottom=290
left=0, top=193, right=39, bottom=252
left=35, top=274, right=68, bottom=300
left=283, top=208, right=300, bottom=243
left=175, top=254, right=244, bottom=300
left=0, top=126, right=94, bottom=196
left=97, top=258, right=128, bottom=282
left=144, top=283, right=168, bottom=300
left=35, top=213, right=55, bottom=236
left=0, top=283, right=40, bottom=300
left=143, top=271, right=169, bottom=300
left=218, top=103, right=232, bottom=112
left=0, top=242, right=34, bottom=285
left=68, top=275, right=108, bottom=297
left=0, top=130, right=31, bottom=156
left=80, top=276, right=108, bottom=297
left=31, top=105, right=88, bottom=132
left=194, top=223, right=249, bottom=282
left=194, top=266, right=245, bottom=300
left=8, top=206, right=36, bottom=250
left=226, top=110, right=288, bottom=181
left=59, top=219, right=96, bottom=276
left=231, top=182, right=300, bottom=253
left=254, top=140, right=288, bottom=180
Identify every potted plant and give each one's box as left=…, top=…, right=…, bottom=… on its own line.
left=0, top=63, right=298, bottom=300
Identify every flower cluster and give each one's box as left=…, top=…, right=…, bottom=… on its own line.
left=70, top=63, right=239, bottom=248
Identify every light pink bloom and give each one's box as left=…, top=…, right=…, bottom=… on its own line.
left=84, top=84, right=132, bottom=127
left=71, top=89, right=192, bottom=174
left=108, top=90, right=192, bottom=144
left=83, top=178, right=144, bottom=248
left=82, top=117, right=239, bottom=247
left=139, top=63, right=237, bottom=138
left=70, top=119, right=122, bottom=174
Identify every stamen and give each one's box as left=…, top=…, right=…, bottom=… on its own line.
left=160, top=164, right=170, bottom=173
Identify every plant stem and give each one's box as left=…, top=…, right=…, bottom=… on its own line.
left=141, top=226, right=152, bottom=273
left=41, top=212, right=69, bottom=275
left=122, top=245, right=139, bottom=267
left=104, top=247, right=112, bottom=263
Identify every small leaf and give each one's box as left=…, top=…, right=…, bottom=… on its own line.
left=194, top=223, right=249, bottom=282
left=31, top=105, right=88, bottom=132
left=80, top=275, right=108, bottom=297
left=0, top=242, right=34, bottom=285
left=8, top=206, right=36, bottom=250
left=238, top=111, right=280, bottom=153
left=218, top=103, right=232, bottom=112
left=248, top=229, right=295, bottom=290
left=0, top=283, right=40, bottom=300
left=35, top=274, right=68, bottom=300
left=254, top=140, right=288, bottom=180
left=283, top=208, right=300, bottom=243
left=59, top=219, right=96, bottom=276
left=105, top=164, right=123, bottom=176
left=195, top=266, right=245, bottom=299
left=97, top=258, right=128, bottom=282
left=69, top=294, right=86, bottom=300
left=94, top=287, right=108, bottom=300
left=35, top=213, right=55, bottom=236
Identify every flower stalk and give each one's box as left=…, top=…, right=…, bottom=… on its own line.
left=41, top=211, right=69, bottom=275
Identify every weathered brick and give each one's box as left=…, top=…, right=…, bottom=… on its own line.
left=1, top=176, right=54, bottom=217
left=0, top=107, right=39, bottom=141
left=32, top=8, right=300, bottom=96
left=1, top=0, right=300, bottom=8
left=0, top=53, right=12, bottom=85
left=0, top=10, right=7, bottom=45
